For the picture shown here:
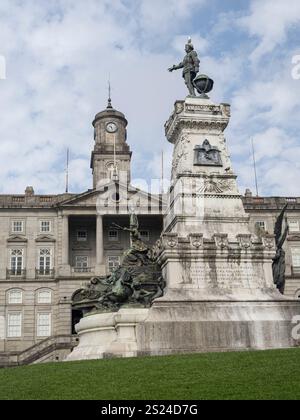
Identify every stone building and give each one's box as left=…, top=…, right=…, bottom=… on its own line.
left=0, top=100, right=299, bottom=364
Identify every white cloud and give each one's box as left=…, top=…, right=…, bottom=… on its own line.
left=0, top=0, right=300, bottom=199
left=0, top=0, right=209, bottom=194
left=238, top=0, right=300, bottom=63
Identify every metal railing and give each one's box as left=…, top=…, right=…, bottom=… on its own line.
left=35, top=269, right=55, bottom=278
left=6, top=269, right=26, bottom=279
left=72, top=267, right=93, bottom=273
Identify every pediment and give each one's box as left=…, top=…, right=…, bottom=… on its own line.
left=35, top=235, right=56, bottom=243
left=59, top=181, right=166, bottom=213
left=7, top=235, right=28, bottom=243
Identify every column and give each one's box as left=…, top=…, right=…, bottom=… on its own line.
left=96, top=215, right=104, bottom=267
left=61, top=215, right=69, bottom=266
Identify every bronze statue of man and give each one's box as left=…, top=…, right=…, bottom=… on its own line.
left=168, top=38, right=200, bottom=97
left=273, top=204, right=289, bottom=294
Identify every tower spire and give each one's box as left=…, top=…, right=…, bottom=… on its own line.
left=107, top=78, right=112, bottom=109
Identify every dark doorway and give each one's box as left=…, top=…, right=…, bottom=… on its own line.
left=72, top=309, right=83, bottom=334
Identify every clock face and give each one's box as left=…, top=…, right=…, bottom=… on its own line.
left=106, top=122, right=118, bottom=133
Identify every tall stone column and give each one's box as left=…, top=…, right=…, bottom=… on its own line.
left=61, top=215, right=69, bottom=266
left=96, top=215, right=105, bottom=274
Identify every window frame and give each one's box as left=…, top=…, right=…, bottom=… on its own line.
left=289, top=220, right=300, bottom=233
left=39, top=220, right=51, bottom=233
left=38, top=248, right=52, bottom=275
left=7, top=312, right=22, bottom=338
left=11, top=220, right=25, bottom=234
left=291, top=247, right=300, bottom=268
left=76, top=229, right=88, bottom=242
left=75, top=255, right=89, bottom=269
left=108, top=229, right=119, bottom=242
left=37, top=289, right=52, bottom=305
left=10, top=249, right=24, bottom=275
left=140, top=230, right=150, bottom=241
left=107, top=256, right=120, bottom=273
left=255, top=221, right=266, bottom=231
left=8, top=289, right=23, bottom=305
left=36, top=313, right=52, bottom=338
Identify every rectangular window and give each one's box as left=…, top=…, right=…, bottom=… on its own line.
left=289, top=221, right=300, bottom=232
left=40, top=220, right=51, bottom=233
left=292, top=248, right=300, bottom=268
left=75, top=256, right=89, bottom=270
left=7, top=313, right=22, bottom=338
left=10, top=249, right=24, bottom=275
left=108, top=230, right=119, bottom=241
left=107, top=256, right=120, bottom=273
left=38, top=248, right=51, bottom=275
left=140, top=230, right=150, bottom=241
left=37, top=313, right=51, bottom=337
left=77, top=230, right=87, bottom=242
left=255, top=221, right=266, bottom=231
left=12, top=220, right=24, bottom=233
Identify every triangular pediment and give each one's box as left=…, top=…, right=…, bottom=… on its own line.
left=35, top=235, right=56, bottom=243
left=7, top=235, right=28, bottom=243
left=58, top=181, right=167, bottom=214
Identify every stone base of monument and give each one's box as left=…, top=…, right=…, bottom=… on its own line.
left=67, top=298, right=299, bottom=361
left=135, top=298, right=300, bottom=356
left=66, top=308, right=149, bottom=361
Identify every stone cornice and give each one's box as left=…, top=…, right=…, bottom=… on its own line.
left=166, top=118, right=229, bottom=143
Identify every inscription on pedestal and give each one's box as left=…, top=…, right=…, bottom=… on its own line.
left=185, top=261, right=261, bottom=290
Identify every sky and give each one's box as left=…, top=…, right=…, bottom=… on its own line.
left=0, top=0, right=300, bottom=196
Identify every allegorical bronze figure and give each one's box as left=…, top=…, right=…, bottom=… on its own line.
left=72, top=212, right=165, bottom=314
left=168, top=38, right=200, bottom=97
left=273, top=204, right=289, bottom=294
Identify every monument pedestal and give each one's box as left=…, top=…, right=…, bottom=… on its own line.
left=133, top=95, right=300, bottom=356
left=68, top=95, right=300, bottom=361
left=67, top=308, right=149, bottom=361
left=136, top=301, right=300, bottom=355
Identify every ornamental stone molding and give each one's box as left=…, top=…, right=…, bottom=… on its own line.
left=166, top=119, right=229, bottom=143
left=236, top=234, right=252, bottom=250
left=213, top=233, right=229, bottom=249
left=188, top=233, right=204, bottom=249
left=262, top=235, right=276, bottom=250
left=162, top=233, right=179, bottom=249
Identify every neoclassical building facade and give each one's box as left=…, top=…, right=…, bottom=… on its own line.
left=0, top=100, right=299, bottom=365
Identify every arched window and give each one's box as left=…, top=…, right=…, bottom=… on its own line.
left=295, top=290, right=300, bottom=300
left=37, top=289, right=52, bottom=304
left=8, top=289, right=23, bottom=305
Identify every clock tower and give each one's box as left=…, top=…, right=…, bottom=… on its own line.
left=90, top=97, right=132, bottom=188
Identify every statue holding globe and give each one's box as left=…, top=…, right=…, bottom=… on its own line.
left=168, top=38, right=214, bottom=98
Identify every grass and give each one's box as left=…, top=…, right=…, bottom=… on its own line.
left=0, top=349, right=300, bottom=400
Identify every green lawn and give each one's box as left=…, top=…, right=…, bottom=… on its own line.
left=0, top=349, right=300, bottom=400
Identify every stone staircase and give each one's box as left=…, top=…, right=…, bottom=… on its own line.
left=0, top=335, right=79, bottom=368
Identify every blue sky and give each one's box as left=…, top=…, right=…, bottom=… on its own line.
left=0, top=0, right=300, bottom=196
